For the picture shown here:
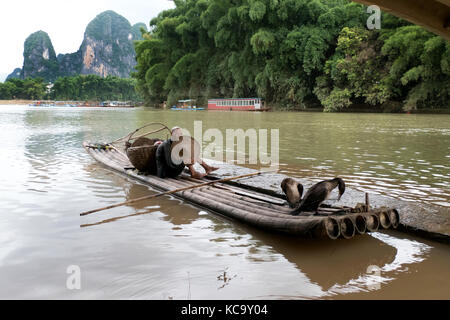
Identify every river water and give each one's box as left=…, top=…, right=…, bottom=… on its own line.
left=0, top=105, right=448, bottom=299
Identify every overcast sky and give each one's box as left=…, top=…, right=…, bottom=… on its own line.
left=0, top=0, right=175, bottom=82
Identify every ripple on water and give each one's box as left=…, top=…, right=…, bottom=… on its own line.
left=325, top=233, right=432, bottom=296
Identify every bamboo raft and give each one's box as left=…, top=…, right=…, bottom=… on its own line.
left=83, top=141, right=400, bottom=240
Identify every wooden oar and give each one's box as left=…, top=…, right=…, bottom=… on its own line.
left=80, top=170, right=273, bottom=217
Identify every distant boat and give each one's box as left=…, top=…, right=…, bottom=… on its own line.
left=98, top=101, right=135, bottom=108
left=29, top=101, right=55, bottom=107
left=171, top=107, right=205, bottom=111
left=54, top=101, right=80, bottom=107
left=77, top=101, right=135, bottom=108
left=208, top=98, right=270, bottom=111
left=28, top=100, right=135, bottom=108
left=171, top=99, right=204, bottom=111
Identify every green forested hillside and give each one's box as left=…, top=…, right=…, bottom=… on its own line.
left=51, top=75, right=139, bottom=101
left=133, top=0, right=450, bottom=111
left=0, top=75, right=139, bottom=101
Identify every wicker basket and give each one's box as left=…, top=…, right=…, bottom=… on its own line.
left=118, top=123, right=171, bottom=174
left=126, top=137, right=162, bottom=173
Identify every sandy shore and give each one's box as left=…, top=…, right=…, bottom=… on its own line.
left=0, top=100, right=34, bottom=105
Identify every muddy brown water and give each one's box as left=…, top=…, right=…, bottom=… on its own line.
left=0, top=105, right=448, bottom=299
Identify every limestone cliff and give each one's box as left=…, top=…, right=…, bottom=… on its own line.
left=6, top=68, right=22, bottom=80
left=131, top=23, right=147, bottom=41
left=57, top=51, right=82, bottom=77
left=9, top=11, right=147, bottom=81
left=80, top=11, right=138, bottom=78
left=21, top=31, right=59, bottom=81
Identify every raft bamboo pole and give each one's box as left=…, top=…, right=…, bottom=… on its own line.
left=182, top=176, right=286, bottom=206
left=362, top=213, right=380, bottom=232
left=198, top=188, right=289, bottom=215
left=81, top=210, right=154, bottom=228
left=388, top=209, right=400, bottom=228
left=198, top=184, right=291, bottom=212
left=318, top=207, right=349, bottom=213
left=85, top=143, right=127, bottom=160
left=80, top=171, right=270, bottom=216
left=200, top=172, right=288, bottom=200
left=166, top=181, right=291, bottom=219
left=215, top=185, right=286, bottom=205
left=372, top=209, right=392, bottom=229
left=346, top=214, right=367, bottom=235
left=337, top=216, right=356, bottom=239
left=171, top=178, right=292, bottom=215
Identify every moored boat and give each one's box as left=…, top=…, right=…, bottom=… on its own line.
left=208, top=98, right=270, bottom=111
left=75, top=101, right=135, bottom=108
left=29, top=101, right=55, bottom=107
left=99, top=101, right=135, bottom=108
left=171, top=99, right=204, bottom=111
left=171, top=107, right=205, bottom=111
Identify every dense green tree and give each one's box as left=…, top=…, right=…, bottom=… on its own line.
left=0, top=78, right=47, bottom=100
left=0, top=81, right=15, bottom=99
left=51, top=75, right=139, bottom=101
left=315, top=27, right=391, bottom=111
left=381, top=26, right=450, bottom=110
left=133, top=0, right=449, bottom=111
left=0, top=75, right=140, bottom=101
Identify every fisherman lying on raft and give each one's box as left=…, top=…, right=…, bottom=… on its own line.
left=154, top=127, right=219, bottom=179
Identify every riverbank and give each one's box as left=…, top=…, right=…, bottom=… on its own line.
left=270, top=107, right=450, bottom=114
left=0, top=100, right=141, bottom=107
left=265, top=101, right=450, bottom=114
left=0, top=99, right=33, bottom=105
left=3, top=100, right=449, bottom=114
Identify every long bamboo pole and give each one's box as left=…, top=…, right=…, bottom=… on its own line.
left=80, top=171, right=272, bottom=216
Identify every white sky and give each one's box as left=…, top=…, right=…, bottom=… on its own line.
left=0, top=0, right=175, bottom=82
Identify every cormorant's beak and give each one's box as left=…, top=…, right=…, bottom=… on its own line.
left=338, top=179, right=346, bottom=201
left=297, top=184, right=304, bottom=199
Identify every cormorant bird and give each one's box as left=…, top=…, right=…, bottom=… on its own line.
left=291, top=178, right=346, bottom=215
left=280, top=178, right=304, bottom=208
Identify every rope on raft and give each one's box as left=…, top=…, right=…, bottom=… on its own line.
left=86, top=122, right=173, bottom=162
left=109, top=122, right=171, bottom=146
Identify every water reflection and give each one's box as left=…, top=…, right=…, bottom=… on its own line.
left=217, top=219, right=431, bottom=298
left=124, top=183, right=201, bottom=227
